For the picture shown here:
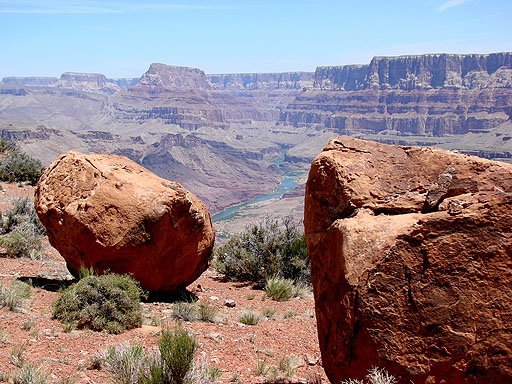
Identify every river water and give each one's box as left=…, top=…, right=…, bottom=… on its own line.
left=212, top=174, right=298, bottom=222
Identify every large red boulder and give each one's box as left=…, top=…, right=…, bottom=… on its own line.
left=304, top=137, right=512, bottom=383
left=35, top=151, right=215, bottom=292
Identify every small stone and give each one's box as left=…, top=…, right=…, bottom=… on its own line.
left=205, top=332, right=223, bottom=342
left=224, top=299, right=236, bottom=307
left=210, top=296, right=219, bottom=301
left=304, top=354, right=319, bottom=366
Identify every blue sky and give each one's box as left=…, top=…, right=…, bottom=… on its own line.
left=1, top=0, right=511, bottom=78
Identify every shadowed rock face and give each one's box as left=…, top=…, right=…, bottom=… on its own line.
left=304, top=137, right=512, bottom=383
left=34, top=151, right=215, bottom=292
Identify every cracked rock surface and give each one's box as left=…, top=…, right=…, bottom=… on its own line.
left=34, top=151, right=215, bottom=292
left=304, top=137, right=512, bottom=383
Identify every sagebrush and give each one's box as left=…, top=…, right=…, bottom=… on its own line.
left=104, top=325, right=218, bottom=384
left=214, top=215, right=309, bottom=286
left=0, top=151, right=44, bottom=186
left=52, top=273, right=146, bottom=334
left=0, top=197, right=45, bottom=259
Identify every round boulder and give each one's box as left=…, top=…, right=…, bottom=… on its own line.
left=35, top=151, right=215, bottom=292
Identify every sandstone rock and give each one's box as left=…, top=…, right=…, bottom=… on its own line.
left=34, top=151, right=215, bottom=292
left=305, top=137, right=512, bottom=383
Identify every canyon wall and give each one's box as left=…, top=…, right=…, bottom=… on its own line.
left=282, top=53, right=512, bottom=142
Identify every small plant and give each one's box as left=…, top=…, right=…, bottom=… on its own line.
left=12, top=363, right=48, bottom=384
left=341, top=367, right=397, bottom=384
left=150, top=325, right=199, bottom=384
left=265, top=275, right=295, bottom=302
left=0, top=280, right=31, bottom=312
left=247, top=294, right=255, bottom=300
left=78, top=264, right=96, bottom=279
left=306, top=372, right=323, bottom=384
left=62, top=321, right=75, bottom=333
left=0, top=138, right=18, bottom=154
left=238, top=309, right=260, bottom=325
left=0, top=151, right=44, bottom=186
left=22, top=319, right=34, bottom=331
left=0, top=197, right=45, bottom=259
left=278, top=356, right=298, bottom=378
left=284, top=310, right=298, bottom=319
left=262, top=307, right=277, bottom=319
left=214, top=215, right=310, bottom=286
left=172, top=302, right=198, bottom=322
left=10, top=343, right=26, bottom=367
left=255, top=358, right=270, bottom=376
left=104, top=342, right=147, bottom=384
left=52, top=273, right=146, bottom=334
left=197, top=302, right=218, bottom=323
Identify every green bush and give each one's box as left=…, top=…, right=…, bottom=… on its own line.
left=264, top=275, right=309, bottom=302
left=104, top=325, right=217, bottom=384
left=153, top=326, right=198, bottom=384
left=0, top=138, right=18, bottom=154
left=172, top=302, right=198, bottom=322
left=52, top=273, right=146, bottom=334
left=12, top=363, right=48, bottom=384
left=0, top=222, right=42, bottom=259
left=264, top=275, right=295, bottom=302
left=197, top=302, right=218, bottom=323
left=105, top=342, right=147, bottom=384
left=213, top=215, right=309, bottom=286
left=0, top=280, right=31, bottom=311
left=238, top=309, right=260, bottom=325
left=0, top=198, right=45, bottom=259
left=0, top=152, right=44, bottom=186
left=1, top=197, right=45, bottom=235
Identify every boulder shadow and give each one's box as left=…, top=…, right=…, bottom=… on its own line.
left=17, top=276, right=74, bottom=292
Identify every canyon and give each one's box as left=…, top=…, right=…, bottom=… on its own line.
left=0, top=52, right=511, bottom=227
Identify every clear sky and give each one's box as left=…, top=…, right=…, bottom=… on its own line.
left=1, top=0, right=511, bottom=78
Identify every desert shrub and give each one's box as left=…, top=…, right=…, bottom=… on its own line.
left=1, top=197, right=45, bottom=235
left=0, top=151, right=44, bottom=185
left=0, top=222, right=42, bottom=259
left=0, top=280, right=31, bottom=311
left=238, top=309, right=260, bottom=325
left=142, top=325, right=198, bottom=384
left=52, top=273, right=146, bottom=334
left=264, top=275, right=295, bottom=302
left=0, top=138, right=18, bottom=154
left=104, top=326, right=217, bottom=384
left=197, top=302, right=218, bottom=323
left=341, top=367, right=397, bottom=384
left=0, top=197, right=45, bottom=259
left=262, top=306, right=277, bottom=319
left=264, top=275, right=310, bottom=302
left=214, top=215, right=309, bottom=286
left=12, top=363, right=48, bottom=384
left=172, top=302, right=198, bottom=322
left=105, top=342, right=147, bottom=384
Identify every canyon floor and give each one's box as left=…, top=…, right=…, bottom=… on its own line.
left=0, top=182, right=326, bottom=384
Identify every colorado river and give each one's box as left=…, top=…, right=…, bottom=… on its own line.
left=212, top=174, right=298, bottom=222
